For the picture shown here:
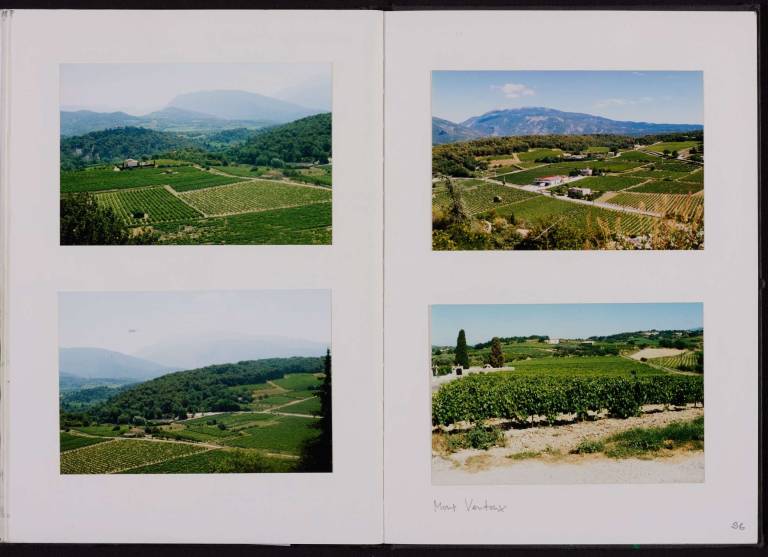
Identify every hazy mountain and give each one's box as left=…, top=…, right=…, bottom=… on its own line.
left=59, top=347, right=176, bottom=381
left=134, top=333, right=330, bottom=370
left=432, top=117, right=482, bottom=145
left=168, top=90, right=320, bottom=123
left=433, top=107, right=703, bottom=144
left=462, top=107, right=702, bottom=137
left=60, top=110, right=143, bottom=136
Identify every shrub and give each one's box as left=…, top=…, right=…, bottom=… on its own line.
left=432, top=374, right=703, bottom=426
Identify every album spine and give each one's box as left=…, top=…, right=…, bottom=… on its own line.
left=0, top=8, right=12, bottom=543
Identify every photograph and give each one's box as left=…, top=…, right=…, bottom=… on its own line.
left=60, top=63, right=332, bottom=245
left=59, top=290, right=332, bottom=474
left=431, top=303, right=704, bottom=484
left=432, top=71, right=704, bottom=250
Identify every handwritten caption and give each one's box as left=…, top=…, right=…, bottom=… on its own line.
left=434, top=498, right=507, bottom=514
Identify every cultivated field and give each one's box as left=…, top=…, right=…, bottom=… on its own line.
left=60, top=372, right=325, bottom=474
left=62, top=163, right=332, bottom=244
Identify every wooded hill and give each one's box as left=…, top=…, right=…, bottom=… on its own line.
left=60, top=113, right=332, bottom=170
left=62, top=356, right=325, bottom=425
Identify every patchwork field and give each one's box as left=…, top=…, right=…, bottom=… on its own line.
left=62, top=163, right=333, bottom=245
left=60, top=371, right=325, bottom=474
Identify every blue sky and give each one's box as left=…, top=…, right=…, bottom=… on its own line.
left=59, top=290, right=331, bottom=354
left=61, top=63, right=331, bottom=115
left=432, top=71, right=703, bottom=125
left=431, top=303, right=703, bottom=345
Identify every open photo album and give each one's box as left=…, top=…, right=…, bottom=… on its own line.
left=0, top=9, right=759, bottom=546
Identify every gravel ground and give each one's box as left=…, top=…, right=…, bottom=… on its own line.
left=432, top=407, right=704, bottom=485
left=432, top=452, right=704, bottom=485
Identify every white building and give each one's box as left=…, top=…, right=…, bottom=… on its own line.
left=534, top=175, right=566, bottom=187
left=123, top=158, right=139, bottom=168
left=568, top=187, right=592, bottom=199
left=546, top=338, right=561, bottom=344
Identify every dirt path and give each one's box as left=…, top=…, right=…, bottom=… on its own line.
left=432, top=452, right=703, bottom=485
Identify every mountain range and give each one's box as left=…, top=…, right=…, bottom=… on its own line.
left=60, top=334, right=329, bottom=382
left=61, top=89, right=324, bottom=136
left=432, top=107, right=703, bottom=144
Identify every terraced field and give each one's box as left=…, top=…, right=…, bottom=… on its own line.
left=178, top=180, right=331, bottom=216
left=95, top=186, right=203, bottom=224
left=605, top=192, right=703, bottom=217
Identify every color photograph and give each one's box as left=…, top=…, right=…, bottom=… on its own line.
left=59, top=290, right=332, bottom=474
left=431, top=303, right=704, bottom=484
left=432, top=71, right=704, bottom=250
left=60, top=63, right=332, bottom=245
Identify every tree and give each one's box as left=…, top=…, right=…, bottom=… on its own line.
left=489, top=337, right=505, bottom=368
left=60, top=193, right=157, bottom=245
left=455, top=330, right=470, bottom=368
left=298, top=349, right=332, bottom=472
left=444, top=176, right=469, bottom=225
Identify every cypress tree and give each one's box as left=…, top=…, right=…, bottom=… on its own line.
left=489, top=337, right=505, bottom=368
left=455, top=329, right=470, bottom=368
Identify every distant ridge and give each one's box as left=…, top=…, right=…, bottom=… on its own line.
left=59, top=347, right=176, bottom=381
left=433, top=107, right=703, bottom=144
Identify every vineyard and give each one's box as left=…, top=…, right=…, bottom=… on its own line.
left=61, top=439, right=209, bottom=474
left=574, top=175, right=645, bottom=192
left=650, top=351, right=702, bottom=371
left=60, top=370, right=325, bottom=474
left=95, top=186, right=203, bottom=224
left=177, top=180, right=331, bottom=216
left=433, top=180, right=537, bottom=215
left=62, top=162, right=333, bottom=245
left=512, top=196, right=656, bottom=235
left=605, top=192, right=703, bottom=217
left=62, top=165, right=244, bottom=193
left=631, top=179, right=703, bottom=194
left=432, top=374, right=704, bottom=426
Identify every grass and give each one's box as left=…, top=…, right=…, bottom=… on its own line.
left=631, top=180, right=703, bottom=194
left=60, top=432, right=110, bottom=452
left=222, top=416, right=320, bottom=455
left=603, top=417, right=704, bottom=458
left=272, top=373, right=323, bottom=391
left=501, top=355, right=666, bottom=378
left=62, top=166, right=244, bottom=193
left=284, top=396, right=321, bottom=415
left=177, top=180, right=331, bottom=216
left=71, top=424, right=131, bottom=437
left=152, top=202, right=332, bottom=245
left=644, top=141, right=702, bottom=154
left=574, top=175, right=645, bottom=192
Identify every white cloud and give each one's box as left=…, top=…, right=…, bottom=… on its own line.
left=492, top=82, right=535, bottom=99
left=595, top=96, right=653, bottom=108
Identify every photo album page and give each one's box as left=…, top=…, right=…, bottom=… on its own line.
left=0, top=8, right=761, bottom=547
left=2, top=10, right=383, bottom=544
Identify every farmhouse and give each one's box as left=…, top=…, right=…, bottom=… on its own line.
left=122, top=158, right=139, bottom=169
left=534, top=175, right=565, bottom=187
left=567, top=187, right=592, bottom=199
left=578, top=168, right=593, bottom=176
left=546, top=338, right=561, bottom=344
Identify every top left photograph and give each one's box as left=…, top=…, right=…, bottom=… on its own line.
left=59, top=63, right=332, bottom=246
